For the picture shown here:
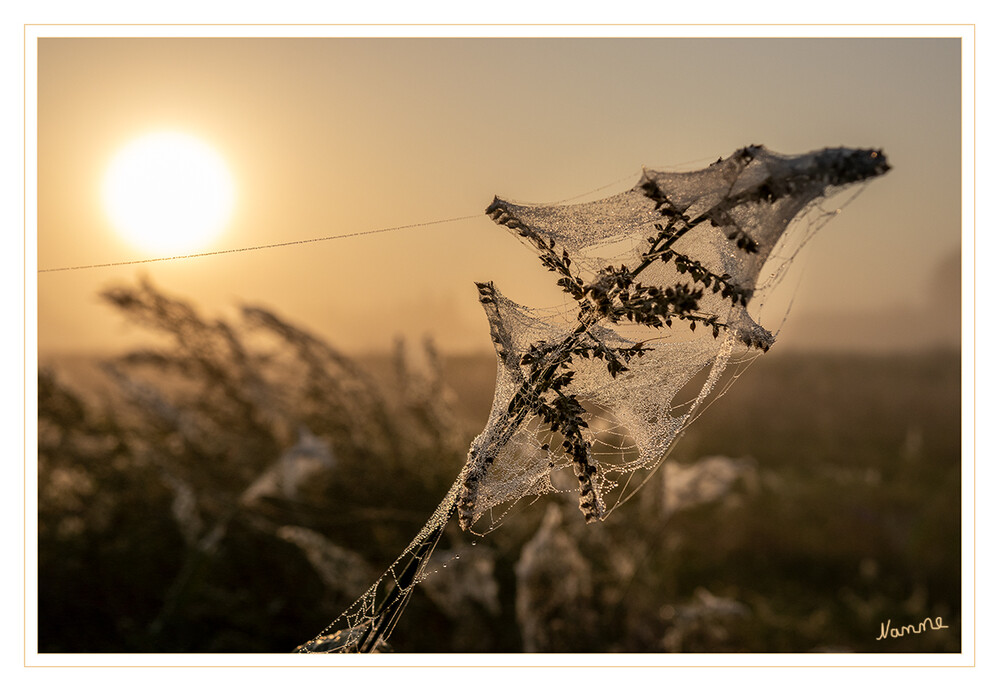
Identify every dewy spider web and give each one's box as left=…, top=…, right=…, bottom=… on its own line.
left=295, top=144, right=890, bottom=653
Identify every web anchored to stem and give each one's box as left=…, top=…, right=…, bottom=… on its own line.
left=295, top=144, right=890, bottom=653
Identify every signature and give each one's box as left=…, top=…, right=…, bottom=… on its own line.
left=876, top=616, right=949, bottom=641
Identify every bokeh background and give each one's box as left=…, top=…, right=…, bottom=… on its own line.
left=34, top=34, right=965, bottom=654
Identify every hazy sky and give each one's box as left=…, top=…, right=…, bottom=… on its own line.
left=35, top=35, right=963, bottom=355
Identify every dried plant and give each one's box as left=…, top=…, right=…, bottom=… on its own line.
left=297, top=145, right=890, bottom=653
left=39, top=280, right=468, bottom=651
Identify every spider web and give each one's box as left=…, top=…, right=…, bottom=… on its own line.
left=296, top=144, right=889, bottom=653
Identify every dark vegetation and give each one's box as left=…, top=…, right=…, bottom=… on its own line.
left=37, top=280, right=961, bottom=653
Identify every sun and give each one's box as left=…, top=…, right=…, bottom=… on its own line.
left=103, top=132, right=236, bottom=255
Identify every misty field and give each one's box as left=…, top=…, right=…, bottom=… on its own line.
left=37, top=286, right=960, bottom=653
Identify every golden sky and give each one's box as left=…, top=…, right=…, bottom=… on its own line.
left=35, top=35, right=963, bottom=355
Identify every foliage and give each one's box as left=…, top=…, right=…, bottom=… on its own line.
left=38, top=279, right=960, bottom=653
left=38, top=278, right=467, bottom=652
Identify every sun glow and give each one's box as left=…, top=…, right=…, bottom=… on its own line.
left=103, top=132, right=236, bottom=255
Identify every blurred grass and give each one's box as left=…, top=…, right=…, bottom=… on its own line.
left=624, top=350, right=962, bottom=653
left=38, top=303, right=961, bottom=654
left=363, top=348, right=962, bottom=653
